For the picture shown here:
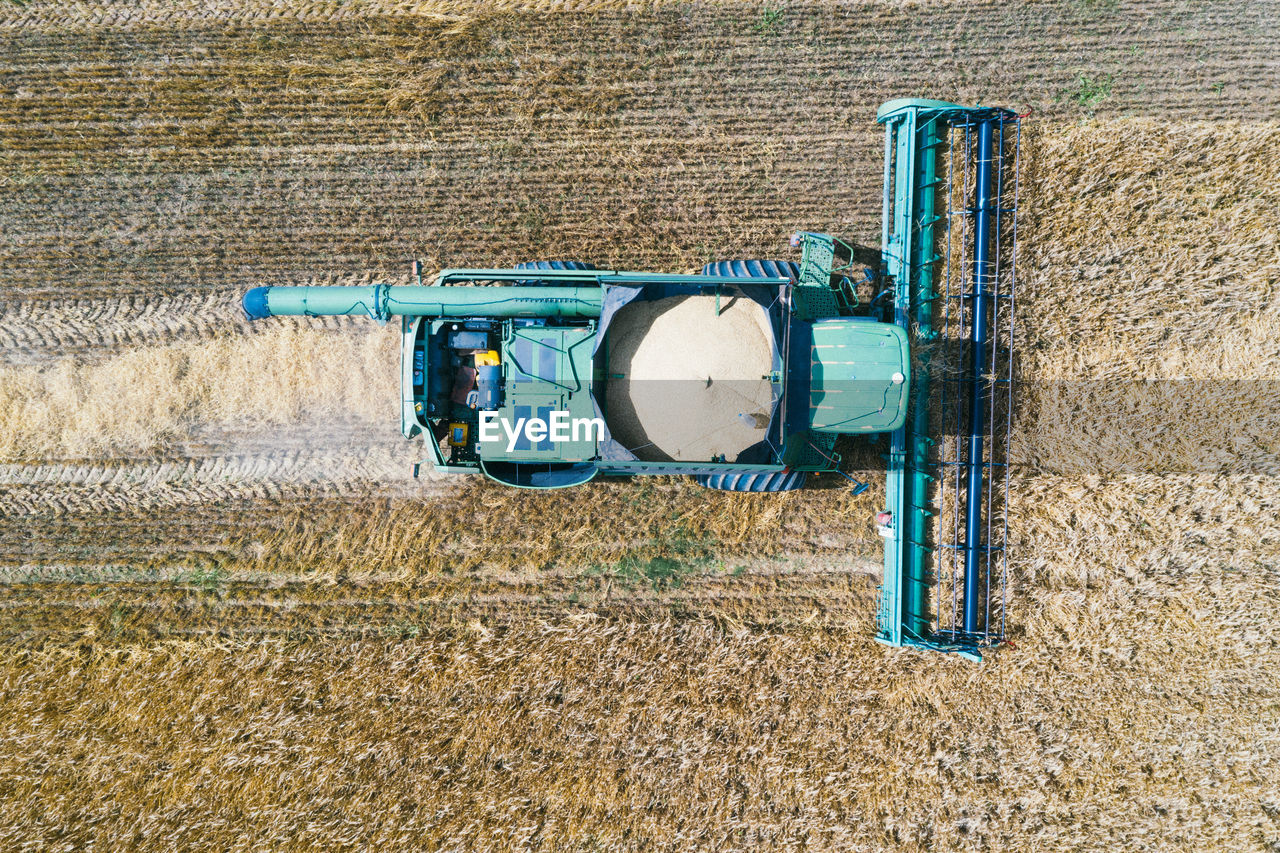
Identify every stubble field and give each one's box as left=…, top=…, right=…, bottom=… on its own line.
left=1, top=0, right=1278, bottom=849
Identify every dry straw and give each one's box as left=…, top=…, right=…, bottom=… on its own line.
left=0, top=321, right=399, bottom=461
left=0, top=0, right=685, bottom=31
left=0, top=78, right=1277, bottom=848
left=1013, top=119, right=1280, bottom=476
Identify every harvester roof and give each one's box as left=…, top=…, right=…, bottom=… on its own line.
left=478, top=325, right=598, bottom=463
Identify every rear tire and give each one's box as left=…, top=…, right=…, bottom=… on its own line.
left=514, top=260, right=598, bottom=285
left=701, top=259, right=800, bottom=280
left=698, top=260, right=805, bottom=492
left=695, top=471, right=807, bottom=492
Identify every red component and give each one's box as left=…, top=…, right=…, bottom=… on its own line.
left=449, top=365, right=477, bottom=405
left=875, top=511, right=892, bottom=526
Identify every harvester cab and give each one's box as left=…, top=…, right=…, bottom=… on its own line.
left=242, top=98, right=1022, bottom=659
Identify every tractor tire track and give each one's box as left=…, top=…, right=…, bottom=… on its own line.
left=0, top=405, right=438, bottom=516
left=0, top=292, right=236, bottom=366
left=0, top=291, right=374, bottom=366
left=0, top=564, right=880, bottom=644
left=0, top=433, right=435, bottom=515
left=0, top=459, right=438, bottom=516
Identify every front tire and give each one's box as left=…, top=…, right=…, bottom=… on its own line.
left=701, top=259, right=800, bottom=280
left=695, top=471, right=807, bottom=492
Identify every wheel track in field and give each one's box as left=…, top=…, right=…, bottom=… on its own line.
left=0, top=291, right=234, bottom=366
left=0, top=289, right=378, bottom=365
left=0, top=291, right=421, bottom=516
left=0, top=414, right=435, bottom=514
left=0, top=461, right=437, bottom=515
left=0, top=456, right=436, bottom=515
left=0, top=562, right=879, bottom=644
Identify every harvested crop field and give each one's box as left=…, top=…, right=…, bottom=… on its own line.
left=2, top=0, right=1279, bottom=850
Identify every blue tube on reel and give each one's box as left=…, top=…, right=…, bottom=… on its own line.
left=963, top=119, right=996, bottom=635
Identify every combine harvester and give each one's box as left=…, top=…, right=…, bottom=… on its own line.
left=243, top=99, right=1021, bottom=658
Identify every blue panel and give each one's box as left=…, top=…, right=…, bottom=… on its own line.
left=536, top=406, right=554, bottom=451
left=513, top=405, right=532, bottom=450
left=510, top=338, right=533, bottom=382
left=538, top=338, right=557, bottom=382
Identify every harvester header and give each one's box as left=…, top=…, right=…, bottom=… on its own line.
left=875, top=98, right=1022, bottom=658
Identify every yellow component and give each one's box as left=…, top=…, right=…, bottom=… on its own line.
left=447, top=422, right=469, bottom=446
left=474, top=350, right=500, bottom=367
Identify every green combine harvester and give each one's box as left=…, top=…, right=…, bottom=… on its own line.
left=244, top=99, right=1021, bottom=658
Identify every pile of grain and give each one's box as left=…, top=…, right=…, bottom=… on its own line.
left=605, top=294, right=775, bottom=461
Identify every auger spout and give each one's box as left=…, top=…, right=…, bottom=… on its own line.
left=242, top=284, right=604, bottom=321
